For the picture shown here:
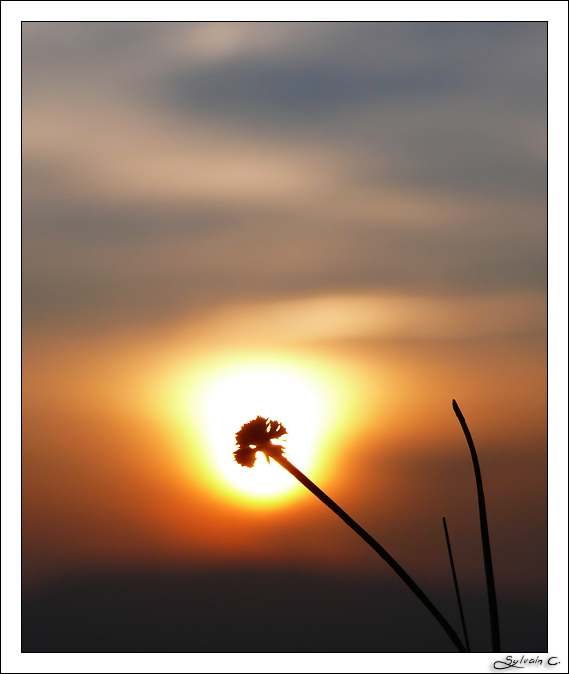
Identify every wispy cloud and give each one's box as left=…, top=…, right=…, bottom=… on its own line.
left=188, top=290, right=546, bottom=345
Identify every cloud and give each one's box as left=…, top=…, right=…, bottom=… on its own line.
left=187, top=290, right=546, bottom=345
left=22, top=182, right=546, bottom=332
left=21, top=22, right=547, bottom=332
left=153, top=22, right=545, bottom=121
left=160, top=59, right=457, bottom=124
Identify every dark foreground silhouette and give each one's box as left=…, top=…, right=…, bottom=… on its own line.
left=22, top=566, right=546, bottom=652
left=234, top=416, right=464, bottom=651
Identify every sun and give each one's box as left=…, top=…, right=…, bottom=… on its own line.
left=201, top=364, right=323, bottom=499
left=178, top=353, right=345, bottom=504
left=159, top=350, right=357, bottom=506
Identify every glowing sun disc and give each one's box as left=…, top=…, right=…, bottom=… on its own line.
left=201, top=365, right=324, bottom=498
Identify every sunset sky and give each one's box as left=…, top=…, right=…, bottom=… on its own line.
left=10, top=14, right=564, bottom=662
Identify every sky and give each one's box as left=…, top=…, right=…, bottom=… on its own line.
left=11, top=15, right=563, bottom=662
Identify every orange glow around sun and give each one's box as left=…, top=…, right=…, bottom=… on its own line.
left=167, top=352, right=354, bottom=506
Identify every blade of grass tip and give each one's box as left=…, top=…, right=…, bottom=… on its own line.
left=452, top=399, right=501, bottom=652
left=268, top=449, right=466, bottom=653
left=442, top=516, right=471, bottom=652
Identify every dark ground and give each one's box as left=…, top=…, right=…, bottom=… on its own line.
left=22, top=566, right=546, bottom=653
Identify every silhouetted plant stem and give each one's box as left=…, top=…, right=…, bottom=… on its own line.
left=442, top=516, right=471, bottom=652
left=452, top=399, right=501, bottom=652
left=267, top=448, right=466, bottom=653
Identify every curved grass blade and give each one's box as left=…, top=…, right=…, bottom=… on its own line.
left=452, top=399, right=501, bottom=651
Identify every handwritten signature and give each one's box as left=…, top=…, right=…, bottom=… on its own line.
left=494, top=656, right=560, bottom=670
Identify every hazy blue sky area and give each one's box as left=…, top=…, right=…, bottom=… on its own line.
left=22, top=22, right=546, bottom=333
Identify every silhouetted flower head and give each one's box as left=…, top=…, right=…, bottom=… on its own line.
left=234, top=416, right=287, bottom=467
